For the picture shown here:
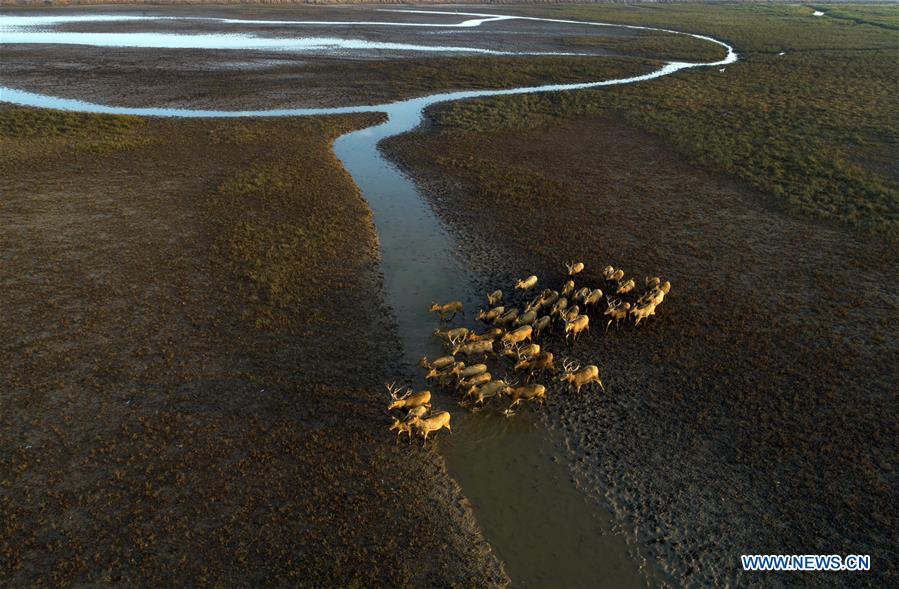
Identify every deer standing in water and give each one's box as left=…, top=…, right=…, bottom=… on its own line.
left=429, top=300, right=463, bottom=321
left=411, top=411, right=452, bottom=445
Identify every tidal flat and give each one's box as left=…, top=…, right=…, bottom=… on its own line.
left=1, top=3, right=897, bottom=588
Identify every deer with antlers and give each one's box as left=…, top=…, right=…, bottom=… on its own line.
left=604, top=298, right=631, bottom=331
left=386, top=383, right=432, bottom=412
left=573, top=287, right=590, bottom=303
left=540, top=289, right=560, bottom=308
left=425, top=361, right=463, bottom=383
left=429, top=300, right=464, bottom=321
left=560, top=360, right=604, bottom=394
left=514, top=350, right=555, bottom=382
left=459, top=372, right=492, bottom=393
left=433, top=326, right=470, bottom=343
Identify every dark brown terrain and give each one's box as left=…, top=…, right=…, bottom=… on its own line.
left=0, top=109, right=507, bottom=587
left=385, top=111, right=898, bottom=587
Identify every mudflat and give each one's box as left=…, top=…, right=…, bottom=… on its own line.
left=0, top=109, right=507, bottom=587
left=385, top=112, right=897, bottom=587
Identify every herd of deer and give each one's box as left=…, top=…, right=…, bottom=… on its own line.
left=387, top=262, right=671, bottom=445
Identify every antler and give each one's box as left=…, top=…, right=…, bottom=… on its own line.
left=562, top=358, right=575, bottom=373
left=386, top=381, right=401, bottom=400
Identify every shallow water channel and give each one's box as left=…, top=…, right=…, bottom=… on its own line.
left=333, top=106, right=647, bottom=588
left=0, top=9, right=738, bottom=586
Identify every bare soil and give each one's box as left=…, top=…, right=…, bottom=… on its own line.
left=385, top=111, right=898, bottom=588
left=0, top=109, right=507, bottom=588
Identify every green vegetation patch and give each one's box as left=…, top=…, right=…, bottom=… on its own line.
left=432, top=3, right=899, bottom=237
left=0, top=107, right=148, bottom=153
left=207, top=116, right=382, bottom=333
left=563, top=31, right=726, bottom=62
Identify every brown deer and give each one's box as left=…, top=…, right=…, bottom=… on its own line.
left=514, top=310, right=538, bottom=327
left=616, top=278, right=636, bottom=295
left=450, top=337, right=495, bottom=360
left=564, top=314, right=590, bottom=344
left=515, top=275, right=538, bottom=291
left=477, top=306, right=505, bottom=323
left=411, top=411, right=452, bottom=445
left=386, top=383, right=432, bottom=412
left=389, top=417, right=415, bottom=444
left=604, top=298, right=631, bottom=331
left=466, top=327, right=504, bottom=342
left=465, top=380, right=508, bottom=407
left=565, top=261, right=585, bottom=276
left=560, top=359, right=604, bottom=394
left=433, top=326, right=469, bottom=343
left=429, top=300, right=463, bottom=321
left=504, top=382, right=547, bottom=413
left=533, top=315, right=552, bottom=337
left=487, top=289, right=504, bottom=306
left=583, top=288, right=604, bottom=308
left=418, top=355, right=455, bottom=371
left=501, top=325, right=533, bottom=349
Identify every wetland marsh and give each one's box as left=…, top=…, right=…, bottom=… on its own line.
left=1, top=3, right=896, bottom=588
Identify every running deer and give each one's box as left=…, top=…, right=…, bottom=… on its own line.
left=429, top=300, right=463, bottom=321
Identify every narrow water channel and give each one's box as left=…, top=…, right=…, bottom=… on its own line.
left=333, top=107, right=647, bottom=588
left=0, top=10, right=738, bottom=586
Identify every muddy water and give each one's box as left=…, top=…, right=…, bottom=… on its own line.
left=333, top=109, right=647, bottom=589
left=0, top=9, right=739, bottom=587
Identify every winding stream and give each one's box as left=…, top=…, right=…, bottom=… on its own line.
left=0, top=9, right=737, bottom=587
